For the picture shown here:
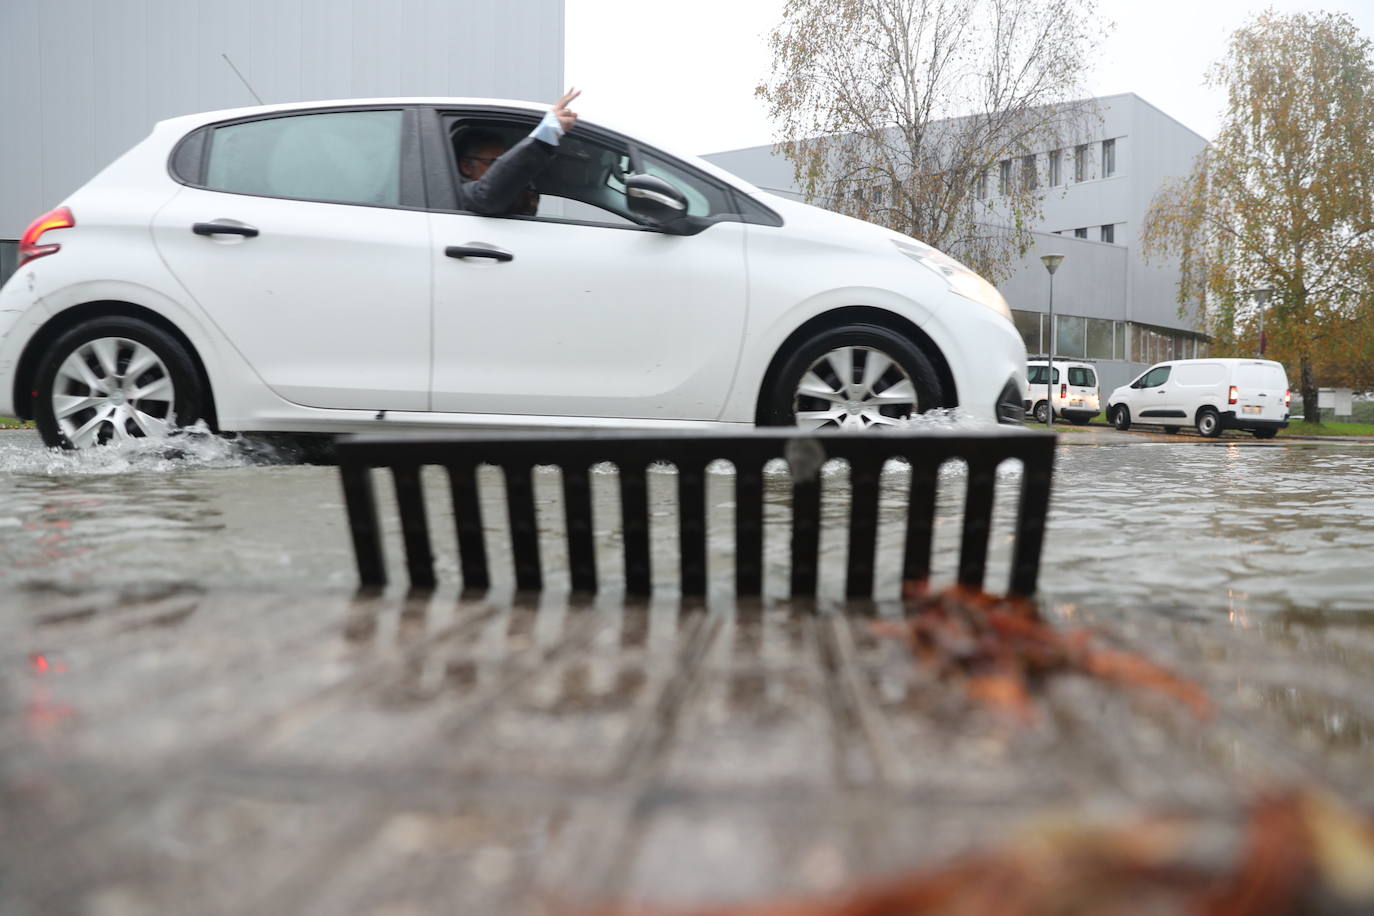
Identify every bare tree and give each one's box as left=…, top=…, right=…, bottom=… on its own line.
left=757, top=0, right=1107, bottom=283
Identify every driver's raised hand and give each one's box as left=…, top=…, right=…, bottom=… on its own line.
left=552, top=88, right=581, bottom=133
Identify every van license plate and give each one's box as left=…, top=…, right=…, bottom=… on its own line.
left=1242, top=405, right=1262, bottom=415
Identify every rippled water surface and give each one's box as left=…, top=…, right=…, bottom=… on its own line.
left=1, top=428, right=1371, bottom=621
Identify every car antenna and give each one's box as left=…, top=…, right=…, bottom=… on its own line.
left=221, top=53, right=264, bottom=105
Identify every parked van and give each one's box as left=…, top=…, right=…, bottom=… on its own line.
left=1107, top=358, right=1290, bottom=438
left=1024, top=358, right=1101, bottom=424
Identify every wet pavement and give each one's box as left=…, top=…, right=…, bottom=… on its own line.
left=2, top=425, right=1374, bottom=913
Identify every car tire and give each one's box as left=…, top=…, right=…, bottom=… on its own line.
left=1112, top=405, right=1131, bottom=430
left=1032, top=400, right=1051, bottom=425
left=761, top=323, right=943, bottom=428
left=1195, top=407, right=1221, bottom=438
left=33, top=316, right=206, bottom=450
left=1253, top=428, right=1278, bottom=439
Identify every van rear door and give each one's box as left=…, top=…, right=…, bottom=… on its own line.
left=1065, top=365, right=1099, bottom=412
left=1232, top=362, right=1288, bottom=421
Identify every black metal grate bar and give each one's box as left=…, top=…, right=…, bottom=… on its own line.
left=504, top=463, right=542, bottom=591
left=902, top=459, right=939, bottom=584
left=336, top=428, right=1056, bottom=599
left=846, top=457, right=883, bottom=598
left=735, top=458, right=765, bottom=596
left=678, top=461, right=708, bottom=596
left=562, top=465, right=597, bottom=594
left=957, top=458, right=998, bottom=589
left=340, top=465, right=386, bottom=588
left=391, top=464, right=435, bottom=589
left=620, top=462, right=652, bottom=595
left=446, top=464, right=489, bottom=591
left=789, top=473, right=822, bottom=598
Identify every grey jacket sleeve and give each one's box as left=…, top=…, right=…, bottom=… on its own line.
left=456, top=136, right=558, bottom=216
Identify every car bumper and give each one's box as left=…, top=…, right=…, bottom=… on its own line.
left=1220, top=411, right=1288, bottom=431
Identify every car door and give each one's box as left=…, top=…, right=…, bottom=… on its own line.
left=152, top=107, right=432, bottom=411
left=426, top=112, right=747, bottom=420
left=1134, top=364, right=1175, bottom=422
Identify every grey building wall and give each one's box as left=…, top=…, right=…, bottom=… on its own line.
left=703, top=92, right=1209, bottom=368
left=0, top=0, right=565, bottom=241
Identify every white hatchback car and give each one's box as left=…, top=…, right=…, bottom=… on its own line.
left=0, top=99, right=1027, bottom=449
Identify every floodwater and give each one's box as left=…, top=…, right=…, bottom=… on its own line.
left=1, top=425, right=1372, bottom=620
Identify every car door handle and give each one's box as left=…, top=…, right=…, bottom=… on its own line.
left=446, top=245, right=513, bottom=262
left=193, top=222, right=259, bottom=238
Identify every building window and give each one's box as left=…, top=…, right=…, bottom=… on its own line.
left=1074, top=227, right=1087, bottom=239
left=1011, top=309, right=1042, bottom=355
left=974, top=169, right=987, bottom=199
left=1100, top=223, right=1114, bottom=243
left=1074, top=144, right=1088, bottom=182
left=1056, top=315, right=1087, bottom=358
left=0, top=240, right=17, bottom=289
left=998, top=159, right=1012, bottom=195
left=1102, top=138, right=1116, bottom=177
left=1048, top=150, right=1061, bottom=186
left=1086, top=318, right=1115, bottom=359
left=1021, top=154, right=1038, bottom=191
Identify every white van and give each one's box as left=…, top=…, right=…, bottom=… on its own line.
left=1107, top=358, right=1290, bottom=438
left=1024, top=359, right=1101, bottom=424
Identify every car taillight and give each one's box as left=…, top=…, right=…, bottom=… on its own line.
left=1285, top=390, right=1291, bottom=407
left=18, top=206, right=75, bottom=267
left=1060, top=383, right=1067, bottom=398
left=1228, top=385, right=1238, bottom=405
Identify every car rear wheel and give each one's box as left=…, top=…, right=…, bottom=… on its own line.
left=1032, top=401, right=1051, bottom=424
left=1111, top=405, right=1131, bottom=430
left=1195, top=407, right=1221, bottom=438
left=34, top=317, right=206, bottom=450
left=761, top=324, right=942, bottom=429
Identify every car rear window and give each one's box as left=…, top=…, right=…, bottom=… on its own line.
left=205, top=110, right=403, bottom=206
left=1235, top=363, right=1288, bottom=389
left=1067, top=367, right=1095, bottom=387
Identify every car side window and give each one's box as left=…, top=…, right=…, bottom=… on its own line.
left=1141, top=366, right=1172, bottom=388
left=629, top=151, right=735, bottom=220
left=204, top=110, right=403, bottom=206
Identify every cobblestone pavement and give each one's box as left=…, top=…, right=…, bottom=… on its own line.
left=2, top=428, right=1373, bottom=913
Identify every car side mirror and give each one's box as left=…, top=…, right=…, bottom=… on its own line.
left=626, top=173, right=691, bottom=231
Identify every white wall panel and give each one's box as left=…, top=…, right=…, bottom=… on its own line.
left=0, top=0, right=565, bottom=237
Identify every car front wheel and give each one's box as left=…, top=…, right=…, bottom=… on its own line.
left=33, top=316, right=206, bottom=449
left=761, top=324, right=943, bottom=429
left=1112, top=405, right=1131, bottom=430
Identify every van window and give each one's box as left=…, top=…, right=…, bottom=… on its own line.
left=1140, top=366, right=1172, bottom=388
left=1027, top=365, right=1059, bottom=385
left=1235, top=364, right=1288, bottom=389
left=1067, top=367, right=1095, bottom=387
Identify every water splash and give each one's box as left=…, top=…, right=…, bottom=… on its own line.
left=0, top=424, right=306, bottom=477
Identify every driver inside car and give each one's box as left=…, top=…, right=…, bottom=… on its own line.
left=455, top=88, right=580, bottom=216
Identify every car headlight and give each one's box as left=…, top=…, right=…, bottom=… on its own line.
left=893, top=240, right=1011, bottom=322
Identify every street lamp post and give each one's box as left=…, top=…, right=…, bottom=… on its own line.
left=1253, top=288, right=1272, bottom=357
left=1040, top=254, right=1065, bottom=427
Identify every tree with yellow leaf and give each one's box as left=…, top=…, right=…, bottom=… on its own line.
left=1143, top=11, right=1374, bottom=417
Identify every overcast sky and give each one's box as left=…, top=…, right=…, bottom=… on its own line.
left=565, top=0, right=1374, bottom=157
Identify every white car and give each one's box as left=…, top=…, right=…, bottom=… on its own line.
left=0, top=98, right=1027, bottom=449
left=1107, top=358, right=1290, bottom=438
left=1023, top=358, right=1100, bottom=424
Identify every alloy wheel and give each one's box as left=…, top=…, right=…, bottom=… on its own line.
left=51, top=337, right=176, bottom=447
left=792, top=345, right=918, bottom=429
